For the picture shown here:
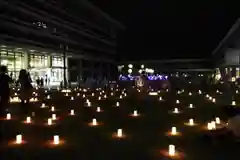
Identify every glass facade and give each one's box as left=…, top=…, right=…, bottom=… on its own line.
left=29, top=54, right=48, bottom=68
left=0, top=50, right=25, bottom=79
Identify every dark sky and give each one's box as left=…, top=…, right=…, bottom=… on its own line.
left=89, top=0, right=240, bottom=60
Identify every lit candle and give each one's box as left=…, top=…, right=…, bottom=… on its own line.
left=116, top=102, right=119, bottom=107
left=51, top=106, right=55, bottom=112
left=52, top=114, right=56, bottom=120
left=48, top=118, right=52, bottom=125
left=159, top=97, right=162, bottom=101
left=92, top=118, right=97, bottom=126
left=41, top=103, right=46, bottom=108
left=83, top=94, right=85, bottom=98
left=117, top=129, right=123, bottom=137
left=120, top=95, right=122, bottom=99
left=98, top=96, right=101, bottom=100
left=207, top=122, right=213, bottom=130
left=6, top=113, right=11, bottom=120
left=77, top=93, right=80, bottom=96
left=189, top=92, right=192, bottom=96
left=176, top=100, right=180, bottom=104
left=71, top=97, right=74, bottom=100
left=171, top=127, right=177, bottom=135
left=173, top=108, right=179, bottom=114
left=189, top=104, right=193, bottom=108
left=132, top=110, right=139, bottom=117
left=211, top=121, right=216, bottom=129
left=96, top=107, right=101, bottom=112
left=53, top=135, right=60, bottom=145
left=92, top=93, right=94, bottom=96
left=232, top=101, right=236, bottom=106
left=212, top=98, right=216, bottom=103
left=168, top=145, right=175, bottom=156
left=25, top=116, right=31, bottom=123
left=215, top=117, right=220, bottom=124
left=16, top=134, right=22, bottom=144
left=70, top=109, right=75, bottom=115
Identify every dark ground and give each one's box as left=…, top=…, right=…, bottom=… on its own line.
left=1, top=82, right=240, bottom=160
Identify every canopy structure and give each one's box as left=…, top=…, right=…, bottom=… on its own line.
left=212, top=18, right=240, bottom=56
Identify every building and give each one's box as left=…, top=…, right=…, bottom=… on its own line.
left=0, top=0, right=124, bottom=85
left=119, top=59, right=212, bottom=76
left=212, top=18, right=240, bottom=81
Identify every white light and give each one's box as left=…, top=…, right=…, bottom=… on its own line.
left=128, top=69, right=132, bottom=74
left=189, top=104, right=193, bottom=108
left=215, top=117, right=220, bottom=124
left=51, top=106, right=55, bottom=112
left=97, top=107, right=101, bottom=112
left=141, top=64, right=144, bottom=68
left=70, top=109, right=75, bottom=115
left=16, top=134, right=22, bottom=144
left=116, top=102, right=119, bottom=107
left=173, top=108, right=179, bottom=113
left=189, top=119, right=194, bottom=125
left=133, top=110, right=138, bottom=116
left=232, top=101, right=236, bottom=106
left=176, top=100, right=180, bottom=104
left=168, top=145, right=175, bottom=156
left=52, top=114, right=56, bottom=120
left=26, top=117, right=31, bottom=123
left=48, top=118, right=52, bottom=125
left=171, top=127, right=177, bottom=135
left=92, top=118, right=97, bottom=126
left=53, top=135, right=60, bottom=145
left=117, top=129, right=123, bottom=137
left=128, top=64, right=133, bottom=68
left=6, top=113, right=11, bottom=120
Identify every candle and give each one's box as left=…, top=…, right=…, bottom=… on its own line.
left=171, top=127, right=177, bottom=135
left=71, top=97, right=74, bottom=100
left=189, top=119, right=194, bottom=125
left=83, top=94, right=85, bottom=98
left=70, top=109, right=75, bottom=115
left=48, top=118, right=52, bottom=125
left=173, top=108, right=179, bottom=114
left=25, top=116, right=31, bottom=123
left=120, top=95, right=122, bottom=99
left=92, top=93, right=95, bottom=96
left=53, top=135, right=60, bottom=145
left=96, top=107, right=101, bottom=112
left=6, top=113, right=11, bottom=120
left=41, top=103, right=46, bottom=108
left=215, top=117, right=220, bottom=124
left=133, top=110, right=138, bottom=116
left=16, top=134, right=22, bottom=144
left=189, top=104, right=193, bottom=108
left=92, top=118, right=97, bottom=126
left=212, top=98, right=216, bottom=103
left=52, top=114, right=56, bottom=120
left=189, top=92, right=192, bottom=96
left=98, top=96, right=101, bottom=100
left=176, top=100, right=180, bottom=104
left=168, top=145, right=175, bottom=156
left=116, top=102, right=119, bottom=107
left=159, top=97, right=162, bottom=101
left=117, top=129, right=123, bottom=137
left=232, top=101, right=236, bottom=106
left=51, top=106, right=55, bottom=112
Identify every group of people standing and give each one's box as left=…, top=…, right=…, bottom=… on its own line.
left=0, top=66, right=33, bottom=117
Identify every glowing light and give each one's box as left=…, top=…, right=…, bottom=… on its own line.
left=189, top=92, right=192, bottom=96
left=159, top=97, right=163, bottom=101
left=116, top=102, right=120, bottom=107
left=117, top=129, right=123, bottom=137
left=48, top=118, right=52, bottom=125
left=215, top=117, right=220, bottom=124
left=149, top=92, right=158, bottom=96
left=53, top=135, right=60, bottom=145
left=92, top=118, right=97, bottom=126
left=71, top=97, right=74, bottom=100
left=232, top=101, right=236, bottom=106
left=25, top=116, right=31, bottom=124
left=188, top=119, right=194, bottom=126
left=6, top=113, right=11, bottom=120
left=51, top=106, right=55, bottom=112
left=16, top=135, right=22, bottom=144
left=70, top=109, right=75, bottom=116
left=189, top=104, right=193, bottom=108
left=173, top=108, right=179, bottom=114
left=176, top=100, right=180, bottom=104
left=96, top=107, right=102, bottom=112
left=168, top=145, right=175, bottom=157
left=41, top=103, right=46, bottom=108
left=52, top=114, right=56, bottom=120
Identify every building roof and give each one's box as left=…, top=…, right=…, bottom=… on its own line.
left=212, top=18, right=240, bottom=55
left=82, top=0, right=125, bottom=30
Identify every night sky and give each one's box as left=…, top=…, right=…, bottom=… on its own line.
left=89, top=0, right=240, bottom=61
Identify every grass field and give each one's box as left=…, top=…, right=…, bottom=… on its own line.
left=1, top=84, right=240, bottom=160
